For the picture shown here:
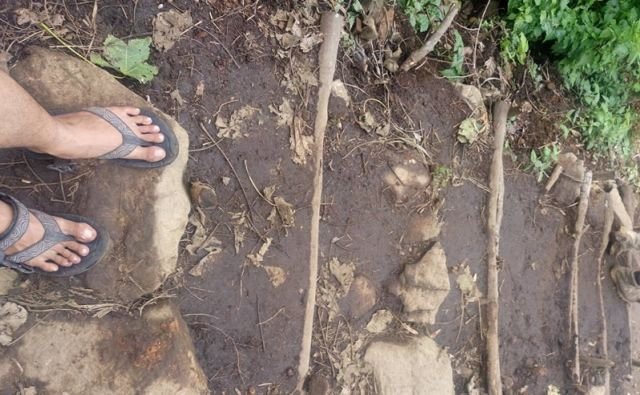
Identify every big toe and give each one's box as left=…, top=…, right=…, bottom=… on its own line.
left=58, top=218, right=96, bottom=242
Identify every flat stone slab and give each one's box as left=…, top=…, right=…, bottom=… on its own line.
left=0, top=301, right=208, bottom=394
left=9, top=47, right=190, bottom=302
left=364, top=336, right=454, bottom=395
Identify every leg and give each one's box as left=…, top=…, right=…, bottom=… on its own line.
left=0, top=71, right=165, bottom=162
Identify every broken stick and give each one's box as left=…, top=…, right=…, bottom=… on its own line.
left=400, top=4, right=460, bottom=72
left=486, top=101, right=509, bottom=395
left=569, top=170, right=592, bottom=386
left=295, top=12, right=343, bottom=393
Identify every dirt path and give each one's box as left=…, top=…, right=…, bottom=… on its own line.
left=0, top=1, right=635, bottom=394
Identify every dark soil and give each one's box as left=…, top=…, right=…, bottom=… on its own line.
left=0, top=1, right=634, bottom=394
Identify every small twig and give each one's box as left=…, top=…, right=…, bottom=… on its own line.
left=401, top=4, right=460, bottom=71
left=243, top=160, right=274, bottom=206
left=472, top=1, right=491, bottom=82
left=256, top=295, right=266, bottom=352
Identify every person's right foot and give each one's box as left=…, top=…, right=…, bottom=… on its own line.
left=45, top=106, right=166, bottom=162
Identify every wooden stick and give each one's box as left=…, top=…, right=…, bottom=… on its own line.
left=569, top=170, right=592, bottom=385
left=596, top=193, right=614, bottom=395
left=545, top=164, right=564, bottom=192
left=486, top=101, right=509, bottom=395
left=608, top=186, right=633, bottom=231
left=295, top=12, right=343, bottom=392
left=400, top=4, right=460, bottom=71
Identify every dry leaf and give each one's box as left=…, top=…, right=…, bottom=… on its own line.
left=170, top=89, right=185, bottom=106
left=331, top=80, right=351, bottom=106
left=329, top=258, right=355, bottom=291
left=366, top=309, right=394, bottom=333
left=247, top=238, right=273, bottom=266
left=195, top=80, right=205, bottom=98
left=300, top=33, right=323, bottom=53
left=274, top=196, right=295, bottom=227
left=216, top=105, right=261, bottom=139
left=264, top=265, right=287, bottom=287
left=190, top=181, right=216, bottom=208
left=290, top=116, right=313, bottom=165
left=152, top=10, right=193, bottom=52
left=189, top=246, right=222, bottom=277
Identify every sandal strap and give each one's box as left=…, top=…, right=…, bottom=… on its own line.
left=86, top=107, right=147, bottom=160
left=0, top=193, right=30, bottom=251
left=6, top=210, right=73, bottom=264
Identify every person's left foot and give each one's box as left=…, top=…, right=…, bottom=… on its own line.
left=43, top=106, right=166, bottom=162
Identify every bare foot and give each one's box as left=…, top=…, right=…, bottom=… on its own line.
left=47, top=106, right=166, bottom=162
left=0, top=202, right=96, bottom=272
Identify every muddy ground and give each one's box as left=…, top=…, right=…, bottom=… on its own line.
left=0, top=1, right=634, bottom=394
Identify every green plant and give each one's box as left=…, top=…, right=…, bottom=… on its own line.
left=90, top=35, right=158, bottom=83
left=398, top=0, right=444, bottom=33
left=527, top=144, right=560, bottom=182
left=505, top=0, right=640, bottom=158
left=432, top=165, right=452, bottom=188
left=441, top=30, right=464, bottom=80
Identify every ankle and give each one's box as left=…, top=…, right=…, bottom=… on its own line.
left=30, top=116, right=70, bottom=157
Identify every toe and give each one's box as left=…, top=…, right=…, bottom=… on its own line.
left=127, top=146, right=166, bottom=162
left=27, top=257, right=59, bottom=272
left=55, top=244, right=82, bottom=264
left=132, top=115, right=153, bottom=125
left=138, top=131, right=164, bottom=143
left=56, top=217, right=97, bottom=243
left=139, top=124, right=161, bottom=134
left=63, top=240, right=90, bottom=257
left=50, top=253, right=72, bottom=267
left=123, top=107, right=141, bottom=116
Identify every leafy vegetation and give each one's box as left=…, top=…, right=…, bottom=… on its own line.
left=504, top=0, right=640, bottom=158
left=90, top=35, right=158, bottom=83
left=441, top=30, right=464, bottom=80
left=527, top=144, right=560, bottom=182
left=398, top=0, right=444, bottom=33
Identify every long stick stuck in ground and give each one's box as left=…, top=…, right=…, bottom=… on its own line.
left=486, top=101, right=509, bottom=395
left=569, top=170, right=592, bottom=385
left=596, top=188, right=614, bottom=395
left=295, top=12, right=343, bottom=393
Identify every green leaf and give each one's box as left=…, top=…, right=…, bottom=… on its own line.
left=90, top=35, right=158, bottom=83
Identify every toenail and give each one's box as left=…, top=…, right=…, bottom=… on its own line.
left=81, top=247, right=89, bottom=255
left=158, top=133, right=165, bottom=141
left=82, top=229, right=95, bottom=239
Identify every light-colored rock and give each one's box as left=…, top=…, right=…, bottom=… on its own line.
left=390, top=242, right=450, bottom=324
left=550, top=153, right=584, bottom=207
left=405, top=212, right=441, bottom=243
left=0, top=301, right=208, bottom=394
left=11, top=47, right=190, bottom=302
left=0, top=268, right=18, bottom=295
left=383, top=158, right=431, bottom=204
left=0, top=302, right=27, bottom=346
left=364, top=336, right=454, bottom=395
